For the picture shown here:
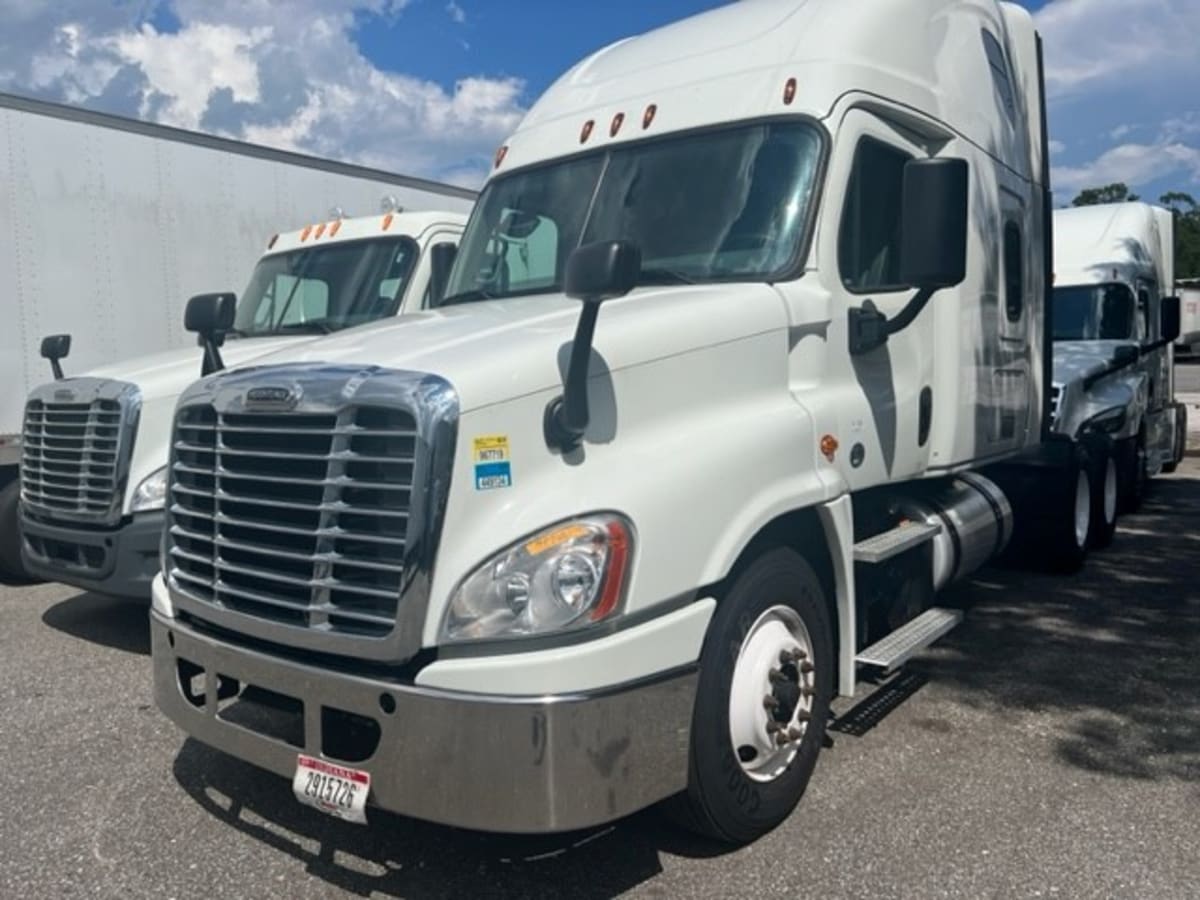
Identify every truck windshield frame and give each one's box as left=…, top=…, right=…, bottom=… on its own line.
left=1053, top=282, right=1138, bottom=341
left=231, top=236, right=420, bottom=337
left=441, top=116, right=828, bottom=305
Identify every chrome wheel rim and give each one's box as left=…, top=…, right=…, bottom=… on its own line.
left=1074, top=470, right=1091, bottom=548
left=728, top=605, right=816, bottom=783
left=1103, top=458, right=1117, bottom=525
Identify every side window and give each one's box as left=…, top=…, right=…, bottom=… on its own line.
left=838, top=138, right=911, bottom=292
left=982, top=31, right=1017, bottom=121
left=1003, top=222, right=1023, bottom=322
left=1137, top=288, right=1152, bottom=339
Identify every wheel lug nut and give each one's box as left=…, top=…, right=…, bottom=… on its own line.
left=775, top=732, right=789, bottom=746
left=801, top=686, right=815, bottom=698
left=794, top=709, right=812, bottom=723
left=769, top=669, right=788, bottom=684
left=799, top=660, right=815, bottom=674
left=788, top=726, right=804, bottom=740
left=762, top=695, right=778, bottom=710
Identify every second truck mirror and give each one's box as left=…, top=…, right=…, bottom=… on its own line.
left=899, top=158, right=969, bottom=290
left=429, top=243, right=458, bottom=306
left=40, top=334, right=72, bottom=381
left=185, top=292, right=237, bottom=377
left=1160, top=296, right=1181, bottom=343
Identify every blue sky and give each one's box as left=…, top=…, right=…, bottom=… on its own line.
left=0, top=0, right=1196, bottom=204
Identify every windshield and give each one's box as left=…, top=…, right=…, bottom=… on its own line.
left=442, top=121, right=824, bottom=303
left=1053, top=283, right=1136, bottom=341
left=232, top=237, right=419, bottom=337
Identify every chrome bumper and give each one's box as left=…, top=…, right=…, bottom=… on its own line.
left=151, top=612, right=697, bottom=833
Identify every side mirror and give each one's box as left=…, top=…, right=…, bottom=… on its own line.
left=428, top=242, right=458, bottom=306
left=184, top=292, right=237, bottom=376
left=545, top=241, right=641, bottom=451
left=1160, top=295, right=1181, bottom=343
left=899, top=158, right=969, bottom=289
left=564, top=240, right=641, bottom=304
left=1112, top=345, right=1140, bottom=368
left=40, top=334, right=71, bottom=381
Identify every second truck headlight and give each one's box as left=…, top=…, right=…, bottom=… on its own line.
left=131, top=466, right=168, bottom=513
left=442, top=514, right=633, bottom=643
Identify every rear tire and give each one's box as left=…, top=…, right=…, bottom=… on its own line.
left=1117, top=433, right=1147, bottom=513
left=0, top=479, right=38, bottom=585
left=1039, top=449, right=1091, bottom=574
left=1162, top=403, right=1187, bottom=474
left=672, top=548, right=833, bottom=845
left=1088, top=448, right=1118, bottom=549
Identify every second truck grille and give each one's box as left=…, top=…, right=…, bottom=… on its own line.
left=168, top=404, right=417, bottom=637
left=21, top=398, right=125, bottom=523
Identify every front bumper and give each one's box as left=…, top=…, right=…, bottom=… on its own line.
left=22, top=511, right=163, bottom=600
left=152, top=611, right=698, bottom=833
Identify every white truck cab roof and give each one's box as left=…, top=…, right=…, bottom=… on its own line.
left=1054, top=203, right=1175, bottom=290
left=265, top=210, right=469, bottom=258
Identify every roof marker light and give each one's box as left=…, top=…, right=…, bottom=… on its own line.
left=580, top=120, right=594, bottom=144
left=382, top=213, right=394, bottom=231
left=329, top=220, right=342, bottom=238
left=643, top=104, right=657, bottom=130
left=610, top=112, right=625, bottom=137
left=784, top=77, right=798, bottom=106
left=300, top=225, right=312, bottom=242
left=267, top=234, right=279, bottom=250
left=494, top=144, right=509, bottom=169
left=314, top=222, right=327, bottom=240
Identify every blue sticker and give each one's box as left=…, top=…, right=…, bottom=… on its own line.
left=474, top=461, right=512, bottom=491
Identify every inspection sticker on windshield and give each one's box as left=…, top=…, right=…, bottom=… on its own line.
left=292, top=755, right=370, bottom=825
left=473, top=434, right=512, bottom=490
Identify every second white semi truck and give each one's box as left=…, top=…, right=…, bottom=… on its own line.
left=0, top=90, right=476, bottom=582
left=11, top=211, right=467, bottom=597
left=149, top=0, right=1109, bottom=845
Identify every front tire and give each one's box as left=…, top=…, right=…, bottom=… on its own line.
left=1039, top=450, right=1091, bottom=574
left=0, top=479, right=39, bottom=585
left=1117, top=433, right=1147, bottom=513
left=1088, top=448, right=1118, bottom=549
left=1162, top=403, right=1187, bottom=474
left=673, top=548, right=833, bottom=845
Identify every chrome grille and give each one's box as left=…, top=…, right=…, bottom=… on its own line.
left=21, top=381, right=139, bottom=525
left=168, top=403, right=419, bottom=638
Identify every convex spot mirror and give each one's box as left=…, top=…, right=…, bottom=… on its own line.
left=1160, top=296, right=1181, bottom=343
left=900, top=158, right=969, bottom=290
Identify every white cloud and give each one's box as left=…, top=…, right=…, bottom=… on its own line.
left=1109, top=124, right=1133, bottom=141
left=1052, top=142, right=1200, bottom=194
left=0, top=0, right=524, bottom=186
left=1048, top=139, right=1066, bottom=156
left=446, top=2, right=466, bottom=25
left=1035, top=0, right=1200, bottom=98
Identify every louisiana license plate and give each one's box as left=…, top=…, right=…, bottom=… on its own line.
left=292, top=754, right=370, bottom=824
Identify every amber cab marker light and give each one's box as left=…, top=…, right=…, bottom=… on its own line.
left=300, top=225, right=312, bottom=242
left=329, top=220, right=342, bottom=238
left=580, top=120, right=595, bottom=144
left=382, top=212, right=394, bottom=231
left=643, top=104, right=657, bottom=129
left=314, top=222, right=327, bottom=240
left=494, top=144, right=509, bottom=169
left=610, top=112, right=625, bottom=137
left=784, top=78, right=798, bottom=105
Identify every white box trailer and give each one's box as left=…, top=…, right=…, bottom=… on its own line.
left=0, top=91, right=475, bottom=483
left=1178, top=281, right=1200, bottom=357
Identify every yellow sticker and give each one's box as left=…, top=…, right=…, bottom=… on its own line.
left=473, top=434, right=510, bottom=463
left=525, top=524, right=589, bottom=556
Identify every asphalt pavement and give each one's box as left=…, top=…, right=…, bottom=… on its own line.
left=1, top=462, right=1198, bottom=900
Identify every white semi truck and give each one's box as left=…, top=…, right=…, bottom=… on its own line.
left=1049, top=204, right=1186, bottom=540
left=0, top=90, right=475, bottom=581
left=151, top=0, right=1091, bottom=843
left=10, top=211, right=468, bottom=596
left=1178, top=280, right=1200, bottom=358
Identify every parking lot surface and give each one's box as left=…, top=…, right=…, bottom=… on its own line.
left=1, top=461, right=1198, bottom=900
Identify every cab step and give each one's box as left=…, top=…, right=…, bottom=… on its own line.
left=854, top=607, right=963, bottom=670
left=852, top=520, right=940, bottom=564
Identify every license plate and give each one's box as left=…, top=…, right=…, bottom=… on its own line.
left=292, top=754, right=370, bottom=824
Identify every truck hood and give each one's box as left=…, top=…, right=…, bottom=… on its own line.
left=237, top=285, right=783, bottom=413
left=85, top=336, right=313, bottom=402
left=1052, top=340, right=1135, bottom=387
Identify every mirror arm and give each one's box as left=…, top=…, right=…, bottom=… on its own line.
left=49, top=358, right=65, bottom=381
left=200, top=332, right=227, bottom=377
left=544, top=302, right=601, bottom=452
left=849, top=287, right=936, bottom=355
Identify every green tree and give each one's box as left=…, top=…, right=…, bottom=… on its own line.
left=1071, top=183, right=1140, bottom=206
left=1161, top=192, right=1200, bottom=279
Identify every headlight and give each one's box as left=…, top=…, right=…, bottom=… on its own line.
left=131, top=466, right=168, bottom=513
left=441, top=514, right=633, bottom=643
left=1080, top=407, right=1126, bottom=435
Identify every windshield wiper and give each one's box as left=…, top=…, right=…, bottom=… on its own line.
left=439, top=288, right=496, bottom=307
left=639, top=267, right=697, bottom=286
left=272, top=321, right=334, bottom=335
